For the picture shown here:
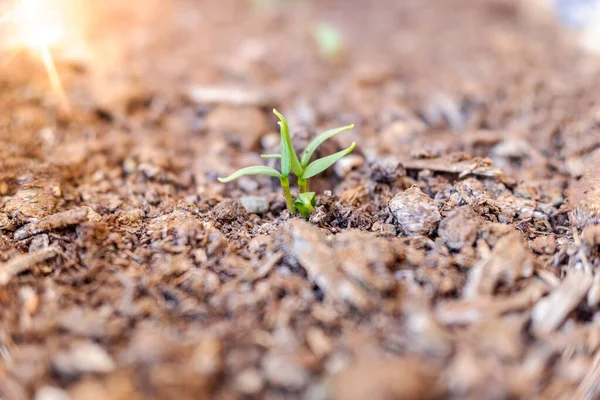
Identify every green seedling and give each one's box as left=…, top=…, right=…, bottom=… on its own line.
left=218, top=109, right=355, bottom=216
left=294, top=192, right=316, bottom=218
left=313, top=23, right=344, bottom=61
left=271, top=110, right=355, bottom=193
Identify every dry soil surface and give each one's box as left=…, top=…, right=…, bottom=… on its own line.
left=2, top=0, right=600, bottom=399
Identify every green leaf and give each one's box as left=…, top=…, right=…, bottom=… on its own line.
left=300, top=124, right=354, bottom=167
left=293, top=192, right=316, bottom=218
left=260, top=154, right=282, bottom=159
left=301, top=142, right=356, bottom=179
left=298, top=192, right=316, bottom=207
left=273, top=109, right=304, bottom=177
left=218, top=166, right=283, bottom=182
left=279, top=125, right=291, bottom=176
left=294, top=202, right=310, bottom=218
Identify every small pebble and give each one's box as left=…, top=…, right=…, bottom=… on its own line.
left=213, top=199, right=247, bottom=221
left=262, top=352, right=309, bottom=390
left=240, top=196, right=270, bottom=214
left=52, top=342, right=115, bottom=379
left=334, top=155, right=364, bottom=177
left=372, top=221, right=397, bottom=235
left=370, top=157, right=405, bottom=183
left=389, top=186, right=441, bottom=236
left=234, top=368, right=264, bottom=395
left=438, top=206, right=479, bottom=250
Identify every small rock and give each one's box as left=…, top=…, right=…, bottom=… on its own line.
left=237, top=177, right=260, bottom=193
left=438, top=206, right=480, bottom=250
left=35, top=386, right=71, bottom=400
left=261, top=133, right=280, bottom=150
left=389, top=186, right=441, bottom=236
left=213, top=199, right=247, bottom=222
left=423, top=92, right=466, bottom=131
left=454, top=178, right=487, bottom=204
left=234, top=368, right=264, bottom=395
left=29, top=234, right=50, bottom=252
left=262, top=352, right=309, bottom=391
left=369, top=157, right=405, bottom=183
left=372, top=221, right=397, bottom=235
left=334, top=155, right=364, bottom=177
left=379, top=119, right=427, bottom=149
left=52, top=342, right=115, bottom=379
left=205, top=106, right=269, bottom=150
left=531, top=235, right=557, bottom=255
left=240, top=196, right=269, bottom=214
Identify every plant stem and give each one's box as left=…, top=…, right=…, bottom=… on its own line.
left=280, top=177, right=295, bottom=214
left=299, top=178, right=309, bottom=193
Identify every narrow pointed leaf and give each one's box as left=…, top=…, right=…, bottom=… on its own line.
left=218, top=166, right=282, bottom=182
left=273, top=109, right=303, bottom=176
left=279, top=124, right=291, bottom=176
left=301, top=142, right=356, bottom=179
left=300, top=124, right=354, bottom=167
left=260, top=154, right=282, bottom=159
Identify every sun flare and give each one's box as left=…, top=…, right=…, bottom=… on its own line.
left=1, top=0, right=77, bottom=115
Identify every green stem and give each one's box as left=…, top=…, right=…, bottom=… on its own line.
left=298, top=178, right=309, bottom=193
left=280, top=177, right=295, bottom=214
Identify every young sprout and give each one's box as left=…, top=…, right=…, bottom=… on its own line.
left=272, top=110, right=355, bottom=194
left=218, top=109, right=355, bottom=217
left=294, top=192, right=316, bottom=218
left=313, top=23, right=344, bottom=62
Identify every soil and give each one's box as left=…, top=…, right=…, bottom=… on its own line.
left=2, top=0, right=600, bottom=399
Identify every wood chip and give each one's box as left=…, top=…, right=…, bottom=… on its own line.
left=279, top=220, right=371, bottom=309
left=14, top=207, right=100, bottom=241
left=436, top=281, right=548, bottom=325
left=401, top=156, right=503, bottom=178
left=531, top=270, right=593, bottom=333
left=464, top=231, right=534, bottom=298
left=574, top=352, right=600, bottom=400
left=0, top=247, right=57, bottom=285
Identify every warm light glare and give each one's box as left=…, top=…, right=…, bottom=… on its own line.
left=13, top=0, right=66, bottom=49
left=0, top=0, right=74, bottom=114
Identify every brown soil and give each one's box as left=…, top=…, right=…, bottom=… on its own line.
left=2, top=0, right=600, bottom=399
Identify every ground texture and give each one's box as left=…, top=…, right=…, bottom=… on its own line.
left=2, top=0, right=600, bottom=399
